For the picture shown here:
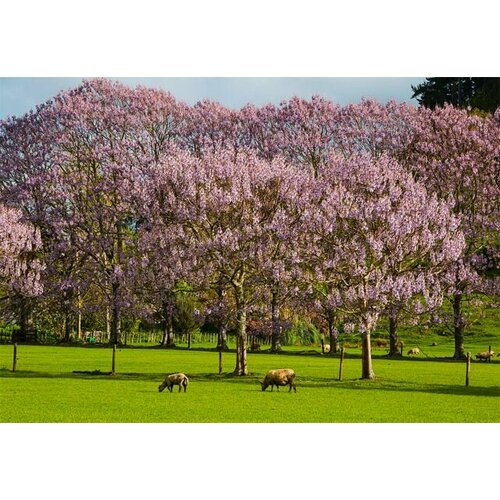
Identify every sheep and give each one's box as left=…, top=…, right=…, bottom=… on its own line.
left=475, top=351, right=495, bottom=361
left=407, top=347, right=420, bottom=356
left=260, top=369, right=297, bottom=393
left=375, top=339, right=388, bottom=348
left=158, top=373, right=189, bottom=393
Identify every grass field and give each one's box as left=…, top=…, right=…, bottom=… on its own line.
left=1, top=339, right=499, bottom=423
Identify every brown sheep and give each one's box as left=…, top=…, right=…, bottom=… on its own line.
left=475, top=351, right=495, bottom=361
left=158, top=373, right=189, bottom=393
left=261, top=369, right=297, bottom=393
left=407, top=347, right=420, bottom=356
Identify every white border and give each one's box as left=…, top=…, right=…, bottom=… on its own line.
left=1, top=1, right=497, bottom=498
left=1, top=1, right=496, bottom=76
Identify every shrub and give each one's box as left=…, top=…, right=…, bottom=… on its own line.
left=283, top=318, right=321, bottom=346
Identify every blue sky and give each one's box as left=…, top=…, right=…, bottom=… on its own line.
left=0, top=77, right=425, bottom=120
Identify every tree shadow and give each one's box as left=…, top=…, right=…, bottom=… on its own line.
left=0, top=368, right=262, bottom=385
left=2, top=368, right=498, bottom=398
left=298, top=376, right=500, bottom=398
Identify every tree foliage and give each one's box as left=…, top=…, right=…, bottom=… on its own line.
left=1, top=78, right=498, bottom=378
left=411, top=77, right=500, bottom=113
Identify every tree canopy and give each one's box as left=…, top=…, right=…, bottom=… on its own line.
left=1, top=78, right=498, bottom=376
left=411, top=77, right=500, bottom=113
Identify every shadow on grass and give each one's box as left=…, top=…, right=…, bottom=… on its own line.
left=0, top=368, right=262, bottom=385
left=2, top=368, right=498, bottom=398
left=290, top=374, right=500, bottom=397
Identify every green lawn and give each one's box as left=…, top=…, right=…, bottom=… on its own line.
left=1, top=341, right=498, bottom=423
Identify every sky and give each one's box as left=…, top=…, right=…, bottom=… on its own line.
left=0, top=77, right=426, bottom=120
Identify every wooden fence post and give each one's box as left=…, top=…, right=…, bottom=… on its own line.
left=465, top=351, right=471, bottom=387
left=218, top=349, right=223, bottom=375
left=400, top=341, right=404, bottom=357
left=112, top=343, right=117, bottom=375
left=321, top=338, right=325, bottom=354
left=12, top=342, right=17, bottom=372
left=338, top=347, right=345, bottom=381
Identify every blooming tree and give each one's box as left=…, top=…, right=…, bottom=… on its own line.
left=42, top=79, right=187, bottom=344
left=0, top=204, right=43, bottom=340
left=132, top=203, right=199, bottom=347
left=182, top=99, right=243, bottom=158
left=0, top=78, right=187, bottom=342
left=0, top=99, right=61, bottom=336
left=336, top=98, right=417, bottom=159
left=152, top=149, right=308, bottom=374
left=407, top=105, right=500, bottom=358
left=308, top=153, right=464, bottom=378
left=0, top=204, right=43, bottom=296
left=272, top=96, right=341, bottom=177
left=242, top=95, right=342, bottom=171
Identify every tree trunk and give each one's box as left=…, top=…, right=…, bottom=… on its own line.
left=361, top=313, right=377, bottom=380
left=77, top=291, right=82, bottom=340
left=270, top=288, right=282, bottom=352
left=106, top=307, right=111, bottom=343
left=361, top=330, right=375, bottom=379
left=62, top=314, right=71, bottom=343
left=326, top=309, right=339, bottom=354
left=216, top=283, right=229, bottom=350
left=233, top=281, right=248, bottom=376
left=388, top=310, right=399, bottom=356
left=110, top=280, right=121, bottom=345
left=110, top=220, right=123, bottom=346
left=61, top=287, right=74, bottom=342
left=160, top=301, right=175, bottom=347
left=77, top=310, right=82, bottom=340
left=452, top=293, right=466, bottom=360
left=15, top=296, right=30, bottom=342
left=217, top=324, right=228, bottom=351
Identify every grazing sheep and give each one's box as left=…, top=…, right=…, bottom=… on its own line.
left=475, top=351, right=495, bottom=361
left=376, top=339, right=388, bottom=348
left=323, top=343, right=330, bottom=353
left=261, top=369, right=297, bottom=393
left=158, top=373, right=189, bottom=393
left=407, top=347, right=420, bottom=356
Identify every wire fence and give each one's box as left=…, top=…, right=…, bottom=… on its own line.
left=0, top=329, right=274, bottom=348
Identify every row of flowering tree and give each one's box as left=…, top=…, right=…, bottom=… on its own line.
left=0, top=79, right=498, bottom=378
